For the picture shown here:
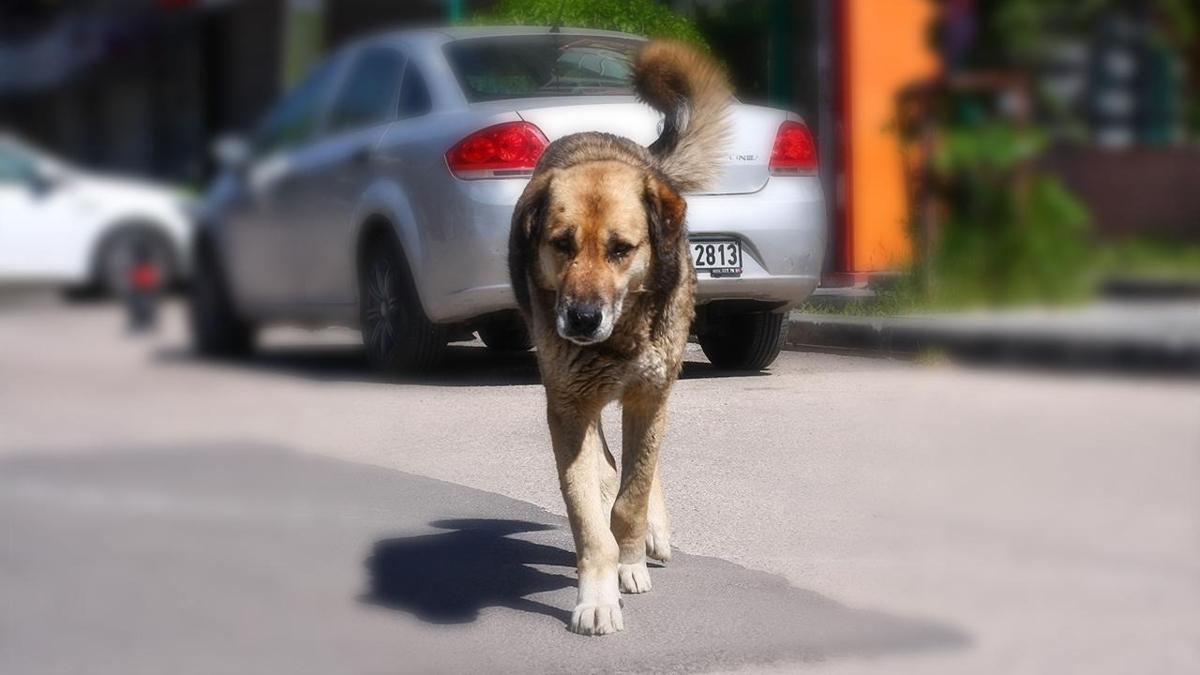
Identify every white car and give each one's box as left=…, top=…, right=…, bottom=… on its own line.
left=0, top=134, right=191, bottom=295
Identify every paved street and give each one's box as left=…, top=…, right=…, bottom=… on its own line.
left=2, top=295, right=1198, bottom=674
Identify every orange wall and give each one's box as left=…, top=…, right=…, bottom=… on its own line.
left=844, top=0, right=939, bottom=272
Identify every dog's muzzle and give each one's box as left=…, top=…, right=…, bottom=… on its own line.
left=556, top=300, right=613, bottom=345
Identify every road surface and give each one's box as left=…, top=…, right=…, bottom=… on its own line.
left=1, top=295, right=1197, bottom=674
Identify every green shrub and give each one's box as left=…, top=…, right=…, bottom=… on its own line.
left=473, top=0, right=708, bottom=48
left=926, top=123, right=1093, bottom=306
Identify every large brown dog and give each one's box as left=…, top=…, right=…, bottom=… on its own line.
left=508, top=41, right=731, bottom=635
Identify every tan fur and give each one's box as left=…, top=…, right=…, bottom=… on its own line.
left=633, top=40, right=732, bottom=193
left=507, top=40, right=729, bottom=636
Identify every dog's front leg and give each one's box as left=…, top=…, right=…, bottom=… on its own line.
left=611, top=387, right=670, bottom=594
left=548, top=403, right=623, bottom=635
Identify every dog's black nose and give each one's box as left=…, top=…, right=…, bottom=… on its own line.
left=565, top=303, right=603, bottom=335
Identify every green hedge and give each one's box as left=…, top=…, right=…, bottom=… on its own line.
left=473, top=0, right=707, bottom=48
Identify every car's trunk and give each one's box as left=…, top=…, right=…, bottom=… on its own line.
left=499, top=97, right=786, bottom=195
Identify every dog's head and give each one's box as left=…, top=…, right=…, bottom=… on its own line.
left=511, top=160, right=686, bottom=345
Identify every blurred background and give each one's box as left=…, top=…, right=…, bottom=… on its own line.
left=3, top=0, right=1199, bottom=300
left=1, top=2, right=1199, bottom=674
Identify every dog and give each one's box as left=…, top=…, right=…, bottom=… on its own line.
left=508, top=40, right=731, bottom=636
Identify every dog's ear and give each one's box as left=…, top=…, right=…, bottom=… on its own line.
left=508, top=170, right=555, bottom=315
left=643, top=174, right=687, bottom=292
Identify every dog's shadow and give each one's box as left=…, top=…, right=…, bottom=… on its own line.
left=362, top=519, right=576, bottom=624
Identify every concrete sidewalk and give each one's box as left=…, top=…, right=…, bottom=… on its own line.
left=786, top=300, right=1200, bottom=371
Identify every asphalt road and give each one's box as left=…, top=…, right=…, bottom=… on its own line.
left=1, top=295, right=1197, bottom=674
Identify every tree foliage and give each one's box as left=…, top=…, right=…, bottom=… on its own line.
left=991, top=0, right=1197, bottom=61
left=473, top=0, right=707, bottom=48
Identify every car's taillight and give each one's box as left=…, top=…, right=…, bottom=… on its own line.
left=445, top=121, right=549, bottom=179
left=769, top=121, right=817, bottom=175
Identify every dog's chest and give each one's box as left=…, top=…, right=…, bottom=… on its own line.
left=629, top=344, right=672, bottom=387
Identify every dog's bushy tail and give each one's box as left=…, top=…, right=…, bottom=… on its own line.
left=632, top=40, right=732, bottom=193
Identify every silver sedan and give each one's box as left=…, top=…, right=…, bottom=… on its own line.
left=192, top=26, right=826, bottom=371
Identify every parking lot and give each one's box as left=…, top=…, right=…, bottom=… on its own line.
left=2, top=294, right=1198, bottom=674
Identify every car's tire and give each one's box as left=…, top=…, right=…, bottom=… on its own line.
left=96, top=224, right=177, bottom=297
left=698, top=311, right=786, bottom=371
left=189, top=239, right=256, bottom=357
left=359, top=237, right=447, bottom=374
left=478, top=315, right=533, bottom=352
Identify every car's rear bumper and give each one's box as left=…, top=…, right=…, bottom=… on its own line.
left=687, top=176, right=826, bottom=309
left=696, top=274, right=820, bottom=307
left=420, top=176, right=826, bottom=324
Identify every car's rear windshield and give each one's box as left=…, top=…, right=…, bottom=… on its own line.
left=444, top=34, right=642, bottom=102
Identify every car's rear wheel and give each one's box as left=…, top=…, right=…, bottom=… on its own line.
left=478, top=315, right=532, bottom=352
left=189, top=240, right=256, bottom=357
left=359, top=239, right=447, bottom=374
left=99, top=225, right=177, bottom=297
left=697, top=311, right=786, bottom=371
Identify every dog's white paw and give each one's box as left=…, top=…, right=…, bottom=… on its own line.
left=645, top=521, right=671, bottom=562
left=569, top=602, right=625, bottom=636
left=618, top=561, right=652, bottom=594
left=569, top=573, right=623, bottom=636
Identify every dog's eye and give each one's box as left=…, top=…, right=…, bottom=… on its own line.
left=608, top=242, right=635, bottom=260
left=550, top=236, right=574, bottom=255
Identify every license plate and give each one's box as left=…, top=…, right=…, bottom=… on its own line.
left=690, top=238, right=742, bottom=277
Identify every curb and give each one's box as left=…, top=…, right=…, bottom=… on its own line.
left=1101, top=277, right=1200, bottom=301
left=784, top=312, right=1200, bottom=374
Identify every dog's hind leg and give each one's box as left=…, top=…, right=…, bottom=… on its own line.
left=548, top=404, right=623, bottom=635
left=645, top=466, right=672, bottom=562
left=612, top=386, right=670, bottom=594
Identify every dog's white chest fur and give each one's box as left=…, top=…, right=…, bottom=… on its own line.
left=630, top=343, right=672, bottom=387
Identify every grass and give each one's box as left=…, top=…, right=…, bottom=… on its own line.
left=798, top=238, right=1200, bottom=318
left=1092, top=239, right=1200, bottom=281
left=795, top=282, right=923, bottom=317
